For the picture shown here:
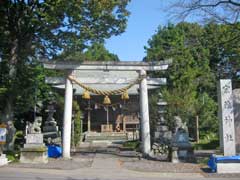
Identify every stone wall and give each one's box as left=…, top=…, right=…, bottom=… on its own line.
left=233, top=89, right=240, bottom=153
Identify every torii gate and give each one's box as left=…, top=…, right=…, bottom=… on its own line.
left=43, top=61, right=171, bottom=158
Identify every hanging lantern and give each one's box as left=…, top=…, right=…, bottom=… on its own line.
left=121, top=91, right=129, bottom=100
left=82, top=90, right=90, bottom=100
left=103, top=95, right=111, bottom=105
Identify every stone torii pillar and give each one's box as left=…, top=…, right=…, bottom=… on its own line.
left=62, top=74, right=73, bottom=159
left=139, top=69, right=151, bottom=155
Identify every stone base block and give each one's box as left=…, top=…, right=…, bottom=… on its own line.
left=0, top=154, right=8, bottom=166
left=171, top=146, right=195, bottom=163
left=217, top=163, right=240, bottom=173
left=20, top=146, right=48, bottom=164
left=26, top=134, right=43, bottom=144
left=155, top=126, right=169, bottom=132
left=24, top=143, right=45, bottom=148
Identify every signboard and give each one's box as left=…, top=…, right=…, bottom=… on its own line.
left=218, top=79, right=236, bottom=156
left=0, top=124, right=7, bottom=144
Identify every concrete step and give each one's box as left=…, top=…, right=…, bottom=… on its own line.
left=84, top=132, right=128, bottom=142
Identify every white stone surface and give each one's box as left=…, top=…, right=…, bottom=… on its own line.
left=26, top=134, right=43, bottom=144
left=20, top=151, right=48, bottom=164
left=45, top=76, right=167, bottom=85
left=139, top=69, right=151, bottom=155
left=218, top=79, right=236, bottom=156
left=0, top=154, right=8, bottom=166
left=43, top=60, right=171, bottom=71
left=62, top=77, right=73, bottom=158
left=217, top=163, right=240, bottom=173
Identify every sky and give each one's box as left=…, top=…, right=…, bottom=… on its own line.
left=105, top=0, right=173, bottom=61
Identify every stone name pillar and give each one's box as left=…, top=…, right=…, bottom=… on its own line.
left=139, top=69, right=151, bottom=155
left=63, top=75, right=73, bottom=158
left=218, top=79, right=236, bottom=156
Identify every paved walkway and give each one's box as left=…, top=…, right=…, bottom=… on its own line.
left=2, top=152, right=240, bottom=179
left=91, top=154, right=121, bottom=169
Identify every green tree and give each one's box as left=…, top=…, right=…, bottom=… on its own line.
left=57, top=42, right=119, bottom=61
left=145, top=23, right=217, bottom=136
left=203, top=23, right=240, bottom=83
left=0, top=0, right=130, bottom=121
left=84, top=43, right=119, bottom=61
left=168, top=1, right=240, bottom=83
left=72, top=101, right=82, bottom=147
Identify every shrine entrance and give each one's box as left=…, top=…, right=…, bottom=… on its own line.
left=44, top=61, right=171, bottom=158
left=78, top=95, right=140, bottom=134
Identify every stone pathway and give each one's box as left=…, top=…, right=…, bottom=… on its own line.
left=5, top=152, right=240, bottom=179
left=91, top=153, right=120, bottom=169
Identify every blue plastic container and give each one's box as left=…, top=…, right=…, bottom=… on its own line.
left=208, top=155, right=240, bottom=172
left=47, top=145, right=62, bottom=158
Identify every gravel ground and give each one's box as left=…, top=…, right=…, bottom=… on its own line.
left=120, top=158, right=240, bottom=178
left=120, top=159, right=202, bottom=173
left=203, top=172, right=240, bottom=178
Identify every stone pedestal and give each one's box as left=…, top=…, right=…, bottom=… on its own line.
left=170, top=145, right=194, bottom=163
left=217, top=163, right=240, bottom=173
left=20, top=134, right=48, bottom=164
left=0, top=154, right=8, bottom=166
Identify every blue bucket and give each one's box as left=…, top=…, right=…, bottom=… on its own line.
left=47, top=145, right=62, bottom=158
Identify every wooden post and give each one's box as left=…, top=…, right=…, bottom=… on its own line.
left=87, top=100, right=91, bottom=132
left=196, top=115, right=199, bottom=143
left=106, top=106, right=109, bottom=125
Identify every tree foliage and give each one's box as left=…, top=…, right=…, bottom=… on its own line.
left=0, top=0, right=130, bottom=59
left=203, top=23, right=240, bottom=81
left=145, top=22, right=220, bottom=135
left=84, top=43, right=119, bottom=61
left=56, top=42, right=119, bottom=61
left=0, top=0, right=130, bottom=121
left=72, top=101, right=82, bottom=147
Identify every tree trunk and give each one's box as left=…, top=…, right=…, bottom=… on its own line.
left=2, top=39, right=18, bottom=151
left=2, top=39, right=18, bottom=123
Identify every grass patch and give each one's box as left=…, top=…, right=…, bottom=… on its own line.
left=196, top=157, right=210, bottom=165
left=122, top=140, right=140, bottom=150
left=193, top=132, right=219, bottom=150
left=5, top=151, right=20, bottom=162
left=194, top=139, right=219, bottom=150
